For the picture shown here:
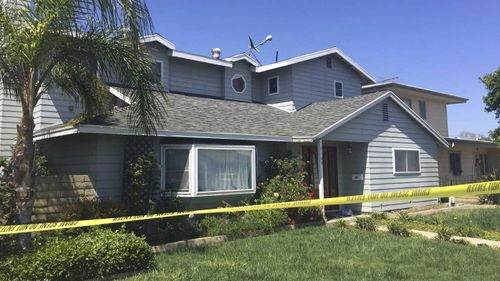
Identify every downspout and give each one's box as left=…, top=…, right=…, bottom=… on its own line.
left=317, top=139, right=325, bottom=219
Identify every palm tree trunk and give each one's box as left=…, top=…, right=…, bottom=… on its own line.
left=11, top=86, right=36, bottom=250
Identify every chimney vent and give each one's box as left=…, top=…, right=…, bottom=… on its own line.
left=211, top=48, right=221, bottom=59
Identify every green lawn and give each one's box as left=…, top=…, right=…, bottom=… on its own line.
left=375, top=208, right=500, bottom=241
left=122, top=226, right=500, bottom=281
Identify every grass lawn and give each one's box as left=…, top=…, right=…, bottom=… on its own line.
left=122, top=226, right=500, bottom=281
left=374, top=208, right=500, bottom=241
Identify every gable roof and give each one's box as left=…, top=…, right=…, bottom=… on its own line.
left=139, top=34, right=376, bottom=83
left=254, top=47, right=376, bottom=83
left=34, top=91, right=448, bottom=147
left=362, top=82, right=467, bottom=104
left=224, top=53, right=260, bottom=67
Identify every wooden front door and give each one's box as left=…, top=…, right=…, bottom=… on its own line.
left=302, top=146, right=339, bottom=200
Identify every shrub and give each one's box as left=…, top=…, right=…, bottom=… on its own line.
left=370, top=212, right=388, bottom=220
left=199, top=209, right=289, bottom=238
left=479, top=169, right=500, bottom=205
left=256, top=154, right=321, bottom=223
left=0, top=157, right=14, bottom=225
left=355, top=217, right=376, bottom=231
left=437, top=227, right=453, bottom=241
left=333, top=219, right=348, bottom=228
left=123, top=153, right=159, bottom=215
left=397, top=212, right=413, bottom=223
left=387, top=222, right=411, bottom=237
left=59, top=198, right=127, bottom=221
left=0, top=228, right=155, bottom=281
left=151, top=196, right=199, bottom=244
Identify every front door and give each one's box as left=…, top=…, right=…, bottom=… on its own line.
left=302, top=146, right=339, bottom=201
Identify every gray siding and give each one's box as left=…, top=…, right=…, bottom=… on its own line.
left=147, top=43, right=170, bottom=90
left=292, top=55, right=362, bottom=109
left=0, top=91, right=22, bottom=157
left=34, top=88, right=82, bottom=130
left=223, top=61, right=252, bottom=102
left=40, top=134, right=125, bottom=201
left=324, top=99, right=439, bottom=211
left=259, top=67, right=294, bottom=111
left=169, top=57, right=224, bottom=97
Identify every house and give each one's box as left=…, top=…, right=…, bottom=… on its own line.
left=1, top=34, right=498, bottom=213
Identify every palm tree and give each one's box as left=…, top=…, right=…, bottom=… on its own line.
left=0, top=0, right=165, bottom=248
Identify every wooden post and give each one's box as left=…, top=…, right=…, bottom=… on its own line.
left=317, top=139, right=325, bottom=219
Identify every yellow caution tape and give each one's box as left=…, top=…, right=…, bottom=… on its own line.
left=1, top=181, right=499, bottom=236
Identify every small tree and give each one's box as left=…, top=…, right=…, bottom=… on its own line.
left=480, top=67, right=500, bottom=144
left=0, top=0, right=165, bottom=249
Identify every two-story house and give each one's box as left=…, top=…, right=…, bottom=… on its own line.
left=2, top=33, right=498, bottom=213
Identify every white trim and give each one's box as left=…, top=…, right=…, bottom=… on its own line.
left=160, top=144, right=256, bottom=197
left=334, top=80, right=343, bottom=98
left=254, top=47, right=376, bottom=83
left=231, top=74, right=247, bottom=94
left=362, top=82, right=467, bottom=104
left=169, top=50, right=232, bottom=67
left=267, top=76, right=279, bottom=96
left=140, top=34, right=176, bottom=50
left=109, top=87, right=132, bottom=104
left=224, top=54, right=259, bottom=67
left=294, top=92, right=449, bottom=147
left=153, top=60, right=164, bottom=84
left=392, top=148, right=421, bottom=175
left=33, top=124, right=292, bottom=142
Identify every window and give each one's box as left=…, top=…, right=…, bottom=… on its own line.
left=401, top=97, right=412, bottom=108
left=382, top=103, right=389, bottom=121
left=393, top=149, right=420, bottom=174
left=449, top=152, right=462, bottom=176
left=334, top=81, right=343, bottom=98
left=268, top=76, right=279, bottom=95
left=231, top=74, right=246, bottom=93
left=151, top=61, right=163, bottom=82
left=419, top=101, right=427, bottom=119
left=477, top=153, right=489, bottom=176
left=161, top=144, right=256, bottom=196
left=326, top=57, right=332, bottom=68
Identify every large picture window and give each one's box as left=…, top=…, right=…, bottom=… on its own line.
left=393, top=149, right=421, bottom=174
left=161, top=144, right=256, bottom=196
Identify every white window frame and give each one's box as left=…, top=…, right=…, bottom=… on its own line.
left=231, top=74, right=246, bottom=94
left=334, top=80, right=343, bottom=98
left=153, top=60, right=164, bottom=83
left=267, top=76, right=279, bottom=95
left=392, top=148, right=421, bottom=175
left=161, top=144, right=256, bottom=197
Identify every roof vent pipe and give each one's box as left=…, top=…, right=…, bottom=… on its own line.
left=211, top=48, right=221, bottom=59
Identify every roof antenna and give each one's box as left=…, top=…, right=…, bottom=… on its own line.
left=246, top=34, right=273, bottom=65
left=275, top=51, right=279, bottom=62
left=377, top=76, right=399, bottom=84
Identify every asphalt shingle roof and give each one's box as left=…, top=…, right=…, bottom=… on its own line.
left=83, top=91, right=390, bottom=138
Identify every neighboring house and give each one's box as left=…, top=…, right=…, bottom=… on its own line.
left=1, top=33, right=498, bottom=212
left=362, top=82, right=500, bottom=186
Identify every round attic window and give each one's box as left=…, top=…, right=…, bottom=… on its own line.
left=231, top=74, right=246, bottom=93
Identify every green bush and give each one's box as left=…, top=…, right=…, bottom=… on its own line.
left=370, top=212, right=388, bottom=220
left=479, top=169, right=500, bottom=205
left=199, top=209, right=289, bottom=238
left=59, top=198, right=127, bottom=221
left=0, top=157, right=14, bottom=225
left=387, top=222, right=411, bottom=237
left=437, top=227, right=453, bottom=241
left=397, top=212, right=414, bottom=223
left=333, top=219, right=348, bottom=228
left=355, top=217, right=376, bottom=231
left=256, top=154, right=321, bottom=223
left=151, top=196, right=200, bottom=244
left=454, top=225, right=482, bottom=238
left=0, top=228, right=155, bottom=281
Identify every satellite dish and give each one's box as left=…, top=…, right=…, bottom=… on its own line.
left=248, top=34, right=273, bottom=53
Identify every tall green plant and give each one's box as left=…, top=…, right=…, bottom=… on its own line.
left=0, top=0, right=164, bottom=249
left=123, top=153, right=159, bottom=215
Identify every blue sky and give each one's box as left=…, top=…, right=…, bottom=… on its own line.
left=145, top=0, right=500, bottom=137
